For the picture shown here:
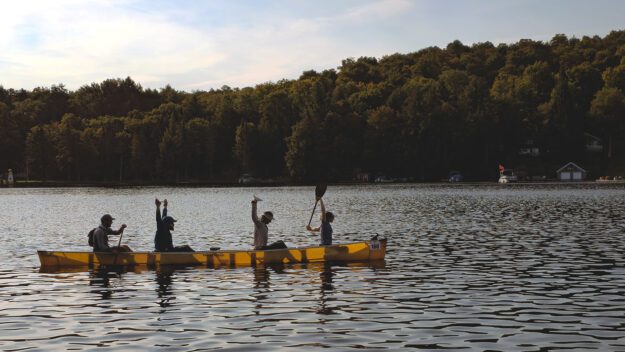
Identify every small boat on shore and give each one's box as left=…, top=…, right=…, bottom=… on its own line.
left=498, top=169, right=518, bottom=183
left=38, top=239, right=387, bottom=267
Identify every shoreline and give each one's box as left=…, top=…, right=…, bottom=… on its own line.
left=2, top=180, right=624, bottom=188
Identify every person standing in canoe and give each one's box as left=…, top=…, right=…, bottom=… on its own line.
left=154, top=198, right=194, bottom=252
left=306, top=197, right=335, bottom=246
left=251, top=197, right=286, bottom=250
left=93, top=214, right=132, bottom=252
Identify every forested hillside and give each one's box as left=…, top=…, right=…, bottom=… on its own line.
left=1, top=30, right=625, bottom=182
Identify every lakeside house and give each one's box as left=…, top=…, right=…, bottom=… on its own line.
left=556, top=162, right=586, bottom=181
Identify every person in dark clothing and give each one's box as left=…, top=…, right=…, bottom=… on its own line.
left=154, top=198, right=194, bottom=252
left=306, top=197, right=335, bottom=246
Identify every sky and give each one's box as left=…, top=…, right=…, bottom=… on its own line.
left=1, top=0, right=624, bottom=91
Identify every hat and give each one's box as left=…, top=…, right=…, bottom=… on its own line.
left=262, top=211, right=275, bottom=221
left=163, top=216, right=177, bottom=224
left=101, top=214, right=115, bottom=222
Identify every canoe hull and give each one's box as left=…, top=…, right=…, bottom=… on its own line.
left=38, top=240, right=387, bottom=267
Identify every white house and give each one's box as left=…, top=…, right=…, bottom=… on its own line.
left=556, top=162, right=586, bottom=181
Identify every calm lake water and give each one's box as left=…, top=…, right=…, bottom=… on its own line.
left=1, top=184, right=625, bottom=351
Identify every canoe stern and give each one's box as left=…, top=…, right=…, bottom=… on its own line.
left=368, top=238, right=387, bottom=261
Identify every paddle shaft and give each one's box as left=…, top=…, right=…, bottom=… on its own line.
left=112, top=231, right=124, bottom=265
left=307, top=184, right=327, bottom=227
left=307, top=200, right=319, bottom=226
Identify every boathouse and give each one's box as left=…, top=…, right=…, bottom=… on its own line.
left=556, top=162, right=586, bottom=181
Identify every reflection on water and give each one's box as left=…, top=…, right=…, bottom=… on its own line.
left=155, top=266, right=175, bottom=310
left=2, top=184, right=625, bottom=350
left=89, top=267, right=115, bottom=300
left=317, top=263, right=335, bottom=315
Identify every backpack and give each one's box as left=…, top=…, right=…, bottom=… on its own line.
left=88, top=228, right=97, bottom=247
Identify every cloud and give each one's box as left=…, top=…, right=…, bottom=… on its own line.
left=1, top=0, right=623, bottom=91
left=340, top=0, right=414, bottom=22
left=0, top=0, right=419, bottom=91
left=0, top=1, right=229, bottom=89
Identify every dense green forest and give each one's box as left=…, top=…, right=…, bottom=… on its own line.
left=2, top=30, right=625, bottom=183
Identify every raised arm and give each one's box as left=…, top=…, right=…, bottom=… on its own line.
left=251, top=200, right=262, bottom=226
left=319, top=198, right=326, bottom=222
left=156, top=198, right=162, bottom=225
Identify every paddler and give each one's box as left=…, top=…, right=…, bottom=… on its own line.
left=306, top=196, right=335, bottom=246
left=93, top=214, right=132, bottom=252
left=154, top=198, right=194, bottom=252
left=251, top=196, right=286, bottom=250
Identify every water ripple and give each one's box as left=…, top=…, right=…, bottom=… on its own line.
left=1, top=184, right=625, bottom=350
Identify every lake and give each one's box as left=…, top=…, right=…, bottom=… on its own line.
left=1, top=184, right=625, bottom=351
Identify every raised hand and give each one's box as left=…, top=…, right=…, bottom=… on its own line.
left=163, top=199, right=168, bottom=207
left=155, top=198, right=161, bottom=207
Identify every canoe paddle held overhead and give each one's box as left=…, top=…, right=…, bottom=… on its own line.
left=307, top=184, right=327, bottom=227
left=306, top=185, right=335, bottom=246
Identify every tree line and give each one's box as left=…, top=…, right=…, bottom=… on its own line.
left=1, top=30, right=625, bottom=183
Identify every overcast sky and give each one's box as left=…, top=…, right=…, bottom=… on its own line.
left=1, top=0, right=624, bottom=91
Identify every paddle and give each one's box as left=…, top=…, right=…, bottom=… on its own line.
left=116, top=224, right=127, bottom=250
left=117, top=231, right=124, bottom=248
left=307, top=184, right=327, bottom=226
left=112, top=226, right=126, bottom=265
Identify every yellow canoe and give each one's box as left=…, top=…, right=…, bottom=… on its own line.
left=38, top=239, right=387, bottom=267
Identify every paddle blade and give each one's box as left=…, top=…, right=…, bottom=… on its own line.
left=315, top=184, right=327, bottom=198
